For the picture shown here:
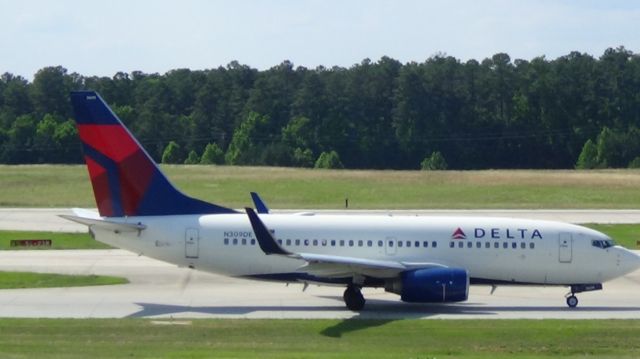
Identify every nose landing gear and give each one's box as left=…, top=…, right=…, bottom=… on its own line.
left=565, top=283, right=602, bottom=308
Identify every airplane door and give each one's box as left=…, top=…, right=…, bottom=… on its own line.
left=185, top=228, right=199, bottom=259
left=558, top=233, right=572, bottom=263
left=385, top=236, right=397, bottom=256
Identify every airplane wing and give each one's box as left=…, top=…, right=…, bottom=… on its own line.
left=245, top=208, right=445, bottom=279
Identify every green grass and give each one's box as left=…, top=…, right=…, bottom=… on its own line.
left=5, top=165, right=640, bottom=209
left=0, top=231, right=111, bottom=250
left=0, top=319, right=637, bottom=358
left=0, top=271, right=127, bottom=289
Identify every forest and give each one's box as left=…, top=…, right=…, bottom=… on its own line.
left=0, top=46, right=639, bottom=170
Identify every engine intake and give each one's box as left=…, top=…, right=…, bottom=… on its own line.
left=386, top=267, right=469, bottom=303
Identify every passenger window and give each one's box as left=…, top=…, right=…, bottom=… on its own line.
left=512, top=242, right=517, bottom=249
left=339, top=240, right=345, bottom=247
left=467, top=241, right=472, bottom=248
left=286, top=239, right=292, bottom=246
left=378, top=240, right=383, bottom=247
left=233, top=238, right=238, bottom=245
left=348, top=240, right=354, bottom=247
left=432, top=241, right=437, bottom=248
left=494, top=242, right=499, bottom=248
left=367, top=240, right=373, bottom=247
left=503, top=242, right=508, bottom=249
left=520, top=242, right=526, bottom=249
left=241, top=238, right=246, bottom=245
left=423, top=241, right=429, bottom=248
left=406, top=241, right=411, bottom=248
left=389, top=241, right=394, bottom=247
left=331, top=240, right=336, bottom=246
left=322, top=239, right=327, bottom=246
left=358, top=240, right=363, bottom=247
left=251, top=239, right=256, bottom=245
left=458, top=241, right=464, bottom=248
left=476, top=242, right=481, bottom=248
left=224, top=238, right=229, bottom=245
left=450, top=242, right=455, bottom=248
left=398, top=241, right=403, bottom=248
left=530, top=242, right=535, bottom=249
left=485, top=242, right=490, bottom=248
left=295, top=239, right=300, bottom=246
left=277, top=239, right=283, bottom=245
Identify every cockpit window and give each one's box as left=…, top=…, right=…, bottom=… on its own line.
left=592, top=239, right=615, bottom=249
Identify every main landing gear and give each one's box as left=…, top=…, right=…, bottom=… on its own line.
left=565, top=284, right=603, bottom=308
left=343, top=284, right=366, bottom=311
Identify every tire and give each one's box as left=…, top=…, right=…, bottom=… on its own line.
left=343, top=285, right=366, bottom=311
left=566, top=295, right=578, bottom=308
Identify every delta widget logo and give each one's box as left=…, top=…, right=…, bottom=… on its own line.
left=452, top=227, right=466, bottom=239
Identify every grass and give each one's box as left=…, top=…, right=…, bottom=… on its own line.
left=0, top=319, right=638, bottom=358
left=0, top=271, right=127, bottom=289
left=0, top=231, right=111, bottom=250
left=5, top=165, right=640, bottom=209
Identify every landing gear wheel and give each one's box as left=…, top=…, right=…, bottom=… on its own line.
left=566, top=295, right=578, bottom=308
left=343, top=285, right=366, bottom=311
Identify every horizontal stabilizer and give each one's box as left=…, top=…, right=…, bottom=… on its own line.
left=59, top=214, right=146, bottom=232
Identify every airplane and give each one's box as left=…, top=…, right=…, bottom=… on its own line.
left=63, top=90, right=640, bottom=311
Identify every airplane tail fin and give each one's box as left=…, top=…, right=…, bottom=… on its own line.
left=70, top=91, right=237, bottom=217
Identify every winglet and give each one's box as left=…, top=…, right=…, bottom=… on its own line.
left=250, top=192, right=270, bottom=214
left=245, top=207, right=290, bottom=255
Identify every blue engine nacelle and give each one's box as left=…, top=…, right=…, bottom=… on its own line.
left=386, top=268, right=469, bottom=303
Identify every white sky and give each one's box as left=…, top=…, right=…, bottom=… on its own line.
left=1, top=0, right=639, bottom=79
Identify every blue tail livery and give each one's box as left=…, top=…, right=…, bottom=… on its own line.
left=70, top=91, right=237, bottom=217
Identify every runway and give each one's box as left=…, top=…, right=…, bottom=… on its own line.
left=1, top=249, right=640, bottom=319
left=3, top=208, right=640, bottom=233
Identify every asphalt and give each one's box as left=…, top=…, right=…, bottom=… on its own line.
left=0, top=249, right=639, bottom=319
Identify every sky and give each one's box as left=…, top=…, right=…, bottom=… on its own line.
left=1, top=0, right=639, bottom=80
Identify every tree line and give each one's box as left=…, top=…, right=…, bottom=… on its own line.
left=1, top=47, right=640, bottom=169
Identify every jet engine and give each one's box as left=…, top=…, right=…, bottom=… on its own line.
left=385, top=267, right=469, bottom=303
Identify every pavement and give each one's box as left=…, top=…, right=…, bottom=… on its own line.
left=1, top=249, right=640, bottom=319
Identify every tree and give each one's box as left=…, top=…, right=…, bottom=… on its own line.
left=421, top=151, right=448, bottom=170
left=575, top=139, right=600, bottom=169
left=184, top=150, right=200, bottom=164
left=628, top=157, right=640, bottom=168
left=292, top=147, right=314, bottom=167
left=161, top=141, right=183, bottom=164
left=314, top=150, right=343, bottom=169
left=200, top=143, right=225, bottom=164
left=225, top=112, right=270, bottom=165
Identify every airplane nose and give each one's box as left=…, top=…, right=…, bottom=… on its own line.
left=618, top=249, right=640, bottom=275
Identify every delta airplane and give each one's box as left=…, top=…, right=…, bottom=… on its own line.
left=63, top=91, right=640, bottom=311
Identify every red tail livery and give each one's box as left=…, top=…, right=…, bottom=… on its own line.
left=70, top=91, right=236, bottom=217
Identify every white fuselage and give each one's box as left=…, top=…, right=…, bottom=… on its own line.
left=91, top=213, right=640, bottom=287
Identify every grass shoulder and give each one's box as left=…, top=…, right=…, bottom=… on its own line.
left=5, top=165, right=640, bottom=209
left=0, top=271, right=128, bottom=289
left=0, top=319, right=637, bottom=358
left=0, top=230, right=111, bottom=250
